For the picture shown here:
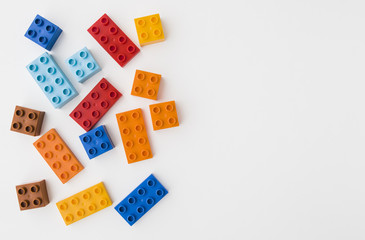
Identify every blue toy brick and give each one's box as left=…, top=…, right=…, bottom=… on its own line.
left=26, top=52, right=78, bottom=108
left=79, top=125, right=114, bottom=159
left=114, top=174, right=168, bottom=226
left=25, top=14, right=62, bottom=51
left=66, top=47, right=101, bottom=83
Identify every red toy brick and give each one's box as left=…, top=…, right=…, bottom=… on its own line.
left=87, top=13, right=140, bottom=67
left=70, top=78, right=122, bottom=131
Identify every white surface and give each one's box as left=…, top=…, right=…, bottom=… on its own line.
left=1, top=0, right=365, bottom=239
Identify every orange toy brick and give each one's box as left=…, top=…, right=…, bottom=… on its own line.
left=33, top=129, right=84, bottom=184
left=131, top=70, right=161, bottom=100
left=116, top=108, right=152, bottom=164
left=149, top=101, right=179, bottom=130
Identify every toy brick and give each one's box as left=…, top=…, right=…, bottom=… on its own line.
left=26, top=52, right=78, bottom=108
left=16, top=180, right=49, bottom=211
left=70, top=78, right=122, bottom=132
left=114, top=174, right=168, bottom=226
left=149, top=101, right=179, bottom=130
left=10, top=105, right=44, bottom=136
left=66, top=47, right=101, bottom=83
left=79, top=125, right=114, bottom=159
left=134, top=14, right=164, bottom=46
left=116, top=108, right=152, bottom=164
left=24, top=14, right=62, bottom=51
left=131, top=70, right=161, bottom=100
left=33, top=129, right=84, bottom=184
left=56, top=182, right=112, bottom=225
left=87, top=13, right=140, bottom=67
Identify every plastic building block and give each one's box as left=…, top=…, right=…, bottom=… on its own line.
left=114, top=174, right=168, bottom=226
left=79, top=125, right=114, bottom=159
left=66, top=47, right=101, bottom=83
left=25, top=14, right=62, bottom=51
left=149, top=101, right=179, bottom=130
left=70, top=78, right=122, bottom=132
left=116, top=108, right=152, bottom=164
left=134, top=14, right=164, bottom=46
left=10, top=106, right=44, bottom=136
left=56, top=182, right=112, bottom=225
left=87, top=13, right=140, bottom=67
left=16, top=180, right=49, bottom=211
left=131, top=70, right=161, bottom=100
left=33, top=129, right=84, bottom=184
left=26, top=52, right=78, bottom=108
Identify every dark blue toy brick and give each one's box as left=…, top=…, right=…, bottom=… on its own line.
left=25, top=14, right=62, bottom=51
left=79, top=125, right=114, bottom=159
left=114, top=174, right=168, bottom=226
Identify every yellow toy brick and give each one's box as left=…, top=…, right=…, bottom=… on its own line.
left=56, top=182, right=112, bottom=225
left=134, top=13, right=164, bottom=46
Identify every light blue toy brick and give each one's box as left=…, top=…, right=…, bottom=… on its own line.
left=66, top=47, right=101, bottom=83
left=79, top=125, right=114, bottom=159
left=114, top=174, right=168, bottom=226
left=26, top=52, right=78, bottom=108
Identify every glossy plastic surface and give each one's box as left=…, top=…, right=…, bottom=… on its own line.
left=134, top=14, right=164, bottom=46
left=114, top=174, right=168, bottom=226
left=131, top=70, right=161, bottom=100
left=56, top=182, right=112, bottom=225
left=88, top=13, right=140, bottom=67
left=24, top=14, right=62, bottom=50
left=70, top=78, right=122, bottom=131
left=10, top=105, right=44, bottom=136
left=26, top=52, right=78, bottom=108
left=149, top=101, right=179, bottom=130
left=16, top=180, right=49, bottom=211
left=66, top=47, right=100, bottom=83
left=33, top=128, right=84, bottom=184
left=116, top=108, right=152, bottom=164
left=79, top=125, right=114, bottom=159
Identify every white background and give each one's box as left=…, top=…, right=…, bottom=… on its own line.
left=0, top=0, right=364, bottom=239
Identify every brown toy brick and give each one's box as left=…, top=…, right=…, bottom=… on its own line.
left=10, top=105, right=45, bottom=136
left=16, top=180, right=49, bottom=211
